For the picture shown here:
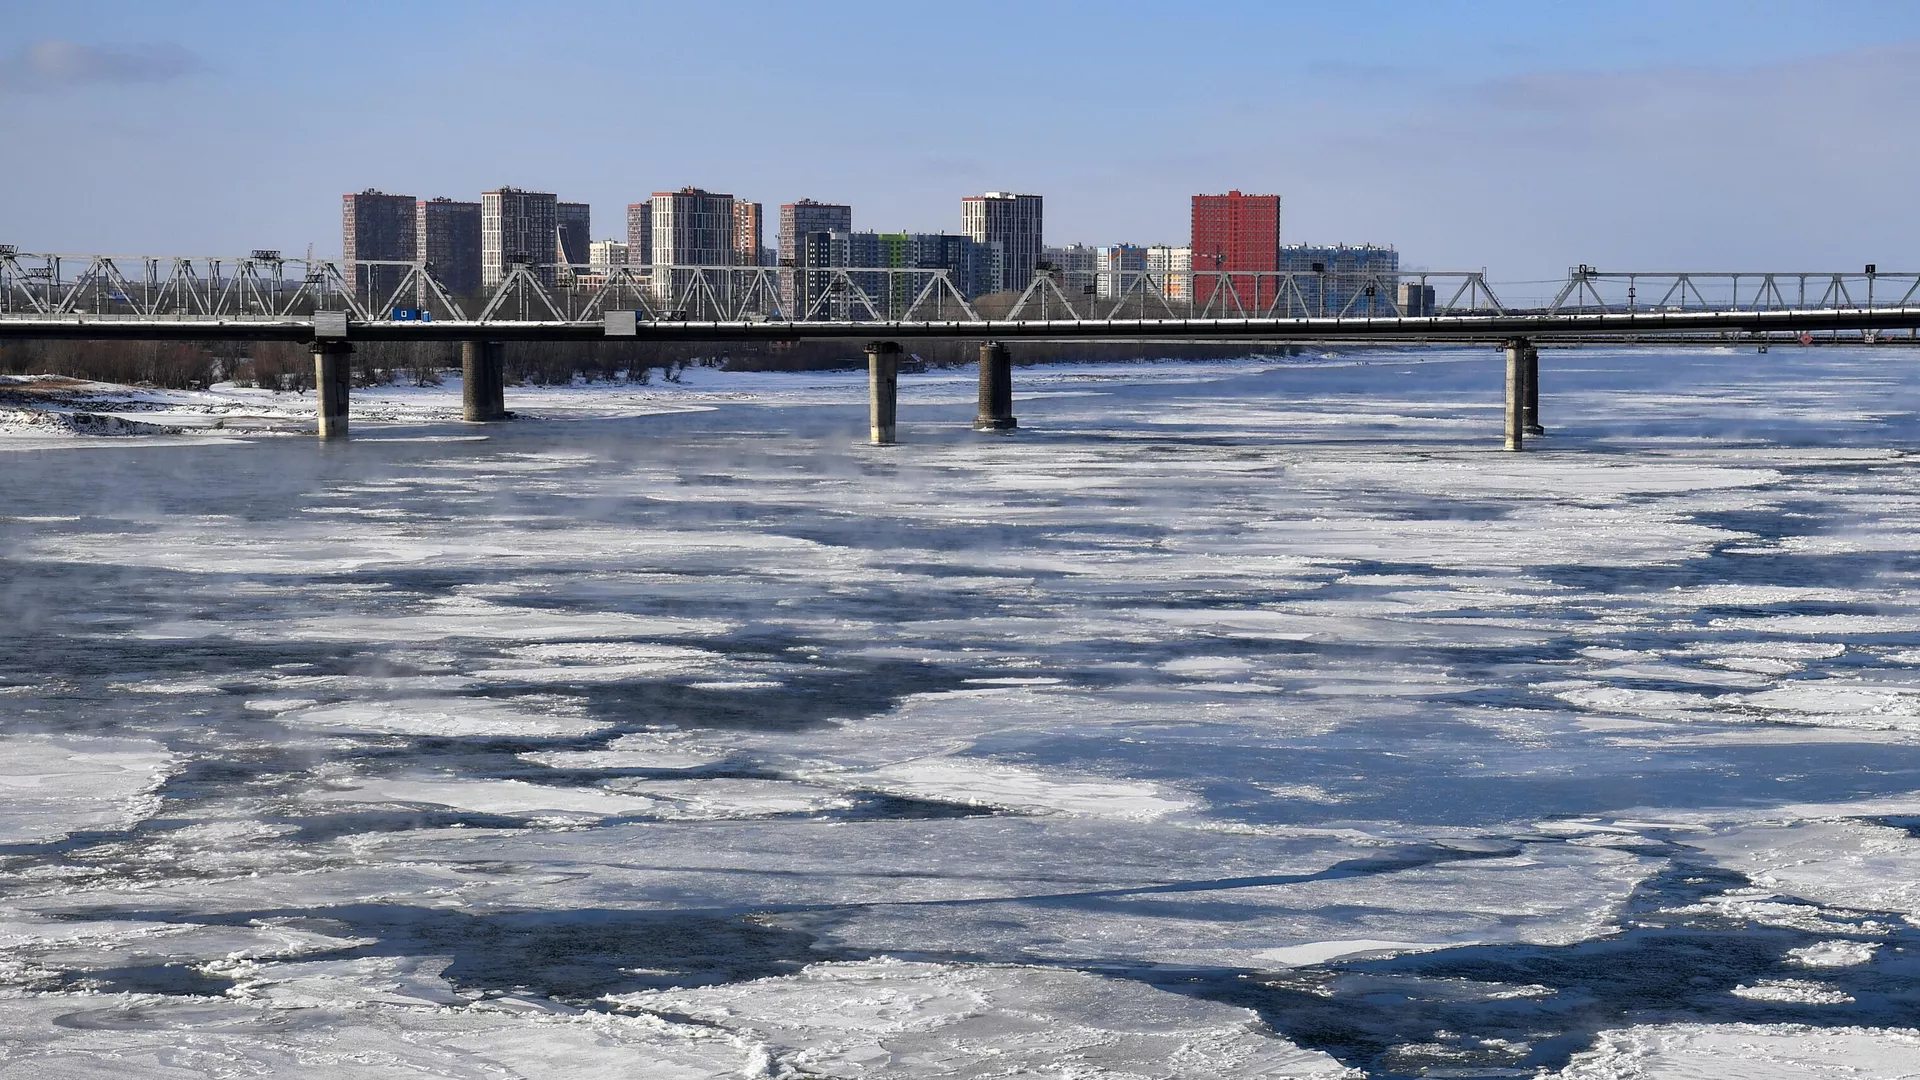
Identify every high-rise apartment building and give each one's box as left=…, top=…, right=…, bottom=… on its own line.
left=1278, top=244, right=1400, bottom=316
left=733, top=201, right=764, bottom=266
left=901, top=233, right=998, bottom=302
left=481, top=187, right=558, bottom=287
left=343, top=189, right=416, bottom=303
left=778, top=200, right=852, bottom=266
left=625, top=201, right=652, bottom=272
left=589, top=240, right=629, bottom=274
left=962, top=192, right=1043, bottom=294
left=779, top=200, right=852, bottom=314
left=793, top=230, right=999, bottom=318
left=415, top=196, right=481, bottom=300
left=1399, top=280, right=1435, bottom=317
left=1041, top=243, right=1098, bottom=297
left=1146, top=244, right=1191, bottom=300
left=651, top=187, right=735, bottom=306
left=1190, top=190, right=1282, bottom=310
left=557, top=202, right=592, bottom=269
left=794, top=232, right=856, bottom=319
left=798, top=230, right=904, bottom=318
left=1096, top=244, right=1148, bottom=300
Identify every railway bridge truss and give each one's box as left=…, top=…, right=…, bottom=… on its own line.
left=5, top=250, right=1920, bottom=447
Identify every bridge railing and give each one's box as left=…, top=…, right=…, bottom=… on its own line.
left=12, top=249, right=1911, bottom=330
left=1546, top=266, right=1920, bottom=315
left=0, top=250, right=370, bottom=321
left=0, top=249, right=1508, bottom=326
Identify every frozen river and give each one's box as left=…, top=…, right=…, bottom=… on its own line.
left=3, top=347, right=1919, bottom=1078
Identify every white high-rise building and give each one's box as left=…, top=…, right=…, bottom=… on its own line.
left=1041, top=243, right=1097, bottom=298
left=962, top=191, right=1043, bottom=294
left=589, top=240, right=629, bottom=274
left=1147, top=245, right=1192, bottom=300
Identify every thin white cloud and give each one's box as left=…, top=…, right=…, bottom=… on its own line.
left=2, top=40, right=201, bottom=90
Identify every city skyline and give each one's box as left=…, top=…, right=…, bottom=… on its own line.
left=337, top=182, right=1358, bottom=312
left=5, top=1, right=1920, bottom=290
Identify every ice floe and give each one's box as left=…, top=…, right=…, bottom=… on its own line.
left=1554, top=1023, right=1920, bottom=1079
left=0, top=735, right=173, bottom=844
left=279, top=696, right=608, bottom=739
left=610, top=958, right=1356, bottom=1078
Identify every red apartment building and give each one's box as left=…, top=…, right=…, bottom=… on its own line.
left=1190, top=191, right=1282, bottom=310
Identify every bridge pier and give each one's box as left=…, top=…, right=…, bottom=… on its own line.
left=975, top=341, right=1017, bottom=431
left=867, top=340, right=901, bottom=445
left=1504, top=338, right=1527, bottom=451
left=1523, top=343, right=1544, bottom=436
left=462, top=340, right=508, bottom=422
left=311, top=340, right=352, bottom=439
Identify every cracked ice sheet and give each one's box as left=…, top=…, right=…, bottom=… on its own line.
left=245, top=817, right=1658, bottom=972
left=309, top=772, right=857, bottom=823
left=692, top=686, right=1352, bottom=779
left=819, top=758, right=1200, bottom=821
left=0, top=990, right=757, bottom=1079
left=1685, top=819, right=1920, bottom=921
left=16, top=520, right=841, bottom=579
left=1280, top=458, right=1782, bottom=500
left=131, top=595, right=735, bottom=645
left=610, top=958, right=1355, bottom=1079
left=0, top=735, right=173, bottom=844
left=1551, top=1023, right=1920, bottom=1080
left=778, top=836, right=1659, bottom=969
left=277, top=697, right=610, bottom=739
left=1562, top=675, right=1920, bottom=735
left=0, top=916, right=371, bottom=991
left=15, top=347, right=1920, bottom=1069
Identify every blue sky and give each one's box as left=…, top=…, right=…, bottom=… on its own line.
left=3, top=1, right=1917, bottom=293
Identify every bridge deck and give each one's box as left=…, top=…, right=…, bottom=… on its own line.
left=2, top=307, right=1918, bottom=343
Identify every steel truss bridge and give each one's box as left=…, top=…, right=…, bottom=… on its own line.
left=6, top=250, right=1920, bottom=451
left=4, top=249, right=1918, bottom=343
